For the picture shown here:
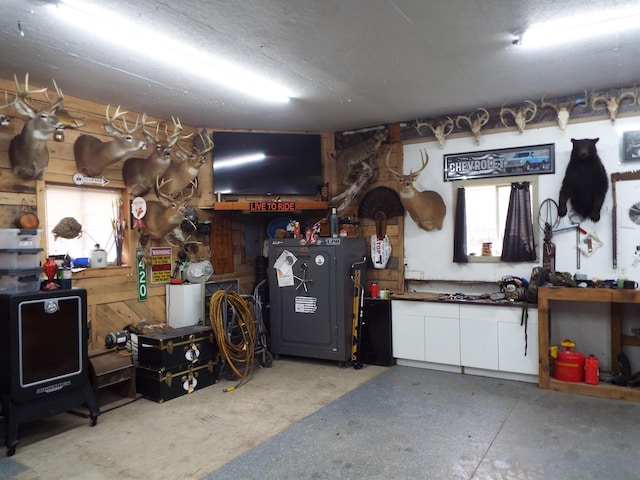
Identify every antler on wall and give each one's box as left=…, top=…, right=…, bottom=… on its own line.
left=455, top=108, right=490, bottom=145
left=540, top=90, right=587, bottom=131
left=500, top=100, right=537, bottom=133
left=591, top=89, right=637, bottom=123
left=415, top=117, right=454, bottom=148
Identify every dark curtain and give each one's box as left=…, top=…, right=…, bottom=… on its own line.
left=501, top=182, right=536, bottom=262
left=453, top=187, right=468, bottom=263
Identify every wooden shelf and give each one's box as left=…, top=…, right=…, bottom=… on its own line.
left=538, top=286, right=640, bottom=402
left=212, top=200, right=329, bottom=212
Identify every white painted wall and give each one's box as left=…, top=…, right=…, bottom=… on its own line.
left=402, top=115, right=640, bottom=372
left=403, top=115, right=640, bottom=284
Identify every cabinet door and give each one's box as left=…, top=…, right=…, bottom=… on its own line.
left=423, top=301, right=460, bottom=365
left=391, top=301, right=425, bottom=361
left=498, top=308, right=538, bottom=375
left=459, top=305, right=498, bottom=370
left=424, top=316, right=460, bottom=365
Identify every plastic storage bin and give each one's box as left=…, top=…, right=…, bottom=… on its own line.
left=0, top=249, right=43, bottom=269
left=0, top=268, right=43, bottom=293
left=0, top=229, right=42, bottom=249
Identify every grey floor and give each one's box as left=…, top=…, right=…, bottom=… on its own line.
left=206, top=366, right=640, bottom=480
left=1, top=361, right=640, bottom=479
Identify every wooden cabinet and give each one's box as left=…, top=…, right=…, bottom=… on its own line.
left=538, top=287, right=640, bottom=402
left=392, top=297, right=537, bottom=380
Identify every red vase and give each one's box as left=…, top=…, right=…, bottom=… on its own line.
left=43, top=257, right=60, bottom=290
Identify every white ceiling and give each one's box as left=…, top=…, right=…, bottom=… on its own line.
left=1, top=0, right=639, bottom=133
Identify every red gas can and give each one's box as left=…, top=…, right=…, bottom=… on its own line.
left=584, top=355, right=599, bottom=385
left=552, top=339, right=585, bottom=382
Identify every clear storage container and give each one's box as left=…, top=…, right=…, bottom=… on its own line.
left=0, top=229, right=42, bottom=249
left=0, top=248, right=43, bottom=269
left=0, top=267, right=43, bottom=293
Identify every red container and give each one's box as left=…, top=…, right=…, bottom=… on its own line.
left=584, top=355, right=599, bottom=385
left=553, top=342, right=585, bottom=382
left=369, top=282, right=378, bottom=298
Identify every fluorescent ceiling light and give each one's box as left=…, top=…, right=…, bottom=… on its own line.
left=47, top=0, right=292, bottom=103
left=214, top=152, right=266, bottom=170
left=520, top=6, right=640, bottom=47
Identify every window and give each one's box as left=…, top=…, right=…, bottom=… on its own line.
left=45, top=184, right=124, bottom=265
left=454, top=176, right=538, bottom=260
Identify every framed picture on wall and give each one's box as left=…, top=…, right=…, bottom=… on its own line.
left=621, top=130, right=640, bottom=163
left=443, top=143, right=555, bottom=181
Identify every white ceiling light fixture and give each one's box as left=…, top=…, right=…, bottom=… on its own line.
left=47, top=0, right=292, bottom=103
left=518, top=5, right=640, bottom=48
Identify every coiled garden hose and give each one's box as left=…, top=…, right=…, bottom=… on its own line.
left=209, top=290, right=256, bottom=391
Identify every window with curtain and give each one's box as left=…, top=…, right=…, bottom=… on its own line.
left=45, top=184, right=124, bottom=264
left=452, top=176, right=538, bottom=261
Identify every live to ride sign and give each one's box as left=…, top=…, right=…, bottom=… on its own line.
left=250, top=201, right=296, bottom=212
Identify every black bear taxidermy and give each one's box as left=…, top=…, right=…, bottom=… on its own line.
left=558, top=138, right=608, bottom=222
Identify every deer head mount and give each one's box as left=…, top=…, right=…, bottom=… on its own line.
left=500, top=100, right=537, bottom=133
left=74, top=105, right=147, bottom=177
left=385, top=148, right=446, bottom=231
left=123, top=116, right=190, bottom=197
left=415, top=117, right=454, bottom=148
left=592, top=89, right=637, bottom=123
left=541, top=90, right=587, bottom=131
left=10, top=73, right=83, bottom=180
left=138, top=176, right=195, bottom=247
left=455, top=108, right=490, bottom=145
left=160, top=130, right=214, bottom=197
left=0, top=91, right=16, bottom=127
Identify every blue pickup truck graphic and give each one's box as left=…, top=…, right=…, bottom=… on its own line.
left=505, top=150, right=550, bottom=172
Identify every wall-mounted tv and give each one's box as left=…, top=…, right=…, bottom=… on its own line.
left=211, top=131, right=323, bottom=196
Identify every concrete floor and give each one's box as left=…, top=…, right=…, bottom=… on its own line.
left=2, top=360, right=640, bottom=479
left=0, top=357, right=387, bottom=479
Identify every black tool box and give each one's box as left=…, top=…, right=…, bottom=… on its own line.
left=137, top=325, right=217, bottom=369
left=136, top=325, right=220, bottom=402
left=136, top=361, right=219, bottom=403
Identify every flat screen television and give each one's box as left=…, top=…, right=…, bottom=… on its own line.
left=211, top=131, right=323, bottom=196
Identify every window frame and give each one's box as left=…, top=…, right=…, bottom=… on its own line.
left=452, top=175, right=539, bottom=263
left=43, top=182, right=130, bottom=268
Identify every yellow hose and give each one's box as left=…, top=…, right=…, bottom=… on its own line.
left=209, top=290, right=256, bottom=391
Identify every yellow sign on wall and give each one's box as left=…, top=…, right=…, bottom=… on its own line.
left=150, top=247, right=172, bottom=284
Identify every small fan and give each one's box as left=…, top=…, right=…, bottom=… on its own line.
left=629, top=201, right=640, bottom=225
left=358, top=186, right=404, bottom=238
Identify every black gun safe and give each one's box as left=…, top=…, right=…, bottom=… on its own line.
left=268, top=237, right=366, bottom=364
left=0, top=288, right=99, bottom=456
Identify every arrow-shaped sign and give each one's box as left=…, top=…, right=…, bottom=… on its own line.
left=72, top=172, right=110, bottom=187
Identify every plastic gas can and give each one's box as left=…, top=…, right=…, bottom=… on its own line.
left=584, top=355, right=599, bottom=385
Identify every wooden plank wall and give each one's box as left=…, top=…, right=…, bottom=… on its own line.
left=0, top=75, right=338, bottom=349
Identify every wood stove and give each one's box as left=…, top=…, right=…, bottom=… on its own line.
left=0, top=288, right=99, bottom=456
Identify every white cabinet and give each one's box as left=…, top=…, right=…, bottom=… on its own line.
left=392, top=299, right=538, bottom=379
left=460, top=304, right=499, bottom=370
left=498, top=308, right=538, bottom=375
left=391, top=312, right=425, bottom=361
left=424, top=304, right=460, bottom=365
left=392, top=300, right=460, bottom=365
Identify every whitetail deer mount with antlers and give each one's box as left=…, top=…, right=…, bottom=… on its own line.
left=415, top=117, right=454, bottom=148
left=386, top=149, right=446, bottom=231
left=74, top=105, right=147, bottom=177
left=160, top=130, right=214, bottom=197
left=456, top=108, right=490, bottom=145
left=138, top=176, right=195, bottom=247
left=123, top=116, right=190, bottom=197
left=0, top=91, right=15, bottom=127
left=592, top=89, right=637, bottom=123
left=500, top=100, right=537, bottom=133
left=540, top=91, right=587, bottom=131
left=10, top=74, right=83, bottom=180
